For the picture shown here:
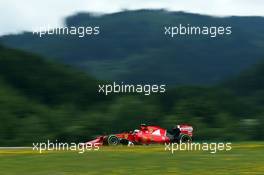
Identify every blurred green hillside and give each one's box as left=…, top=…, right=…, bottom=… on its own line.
left=0, top=45, right=112, bottom=145
left=1, top=10, right=264, bottom=85
left=0, top=45, right=263, bottom=146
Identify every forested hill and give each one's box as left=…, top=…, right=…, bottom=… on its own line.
left=0, top=45, right=112, bottom=145
left=1, top=10, right=264, bottom=85
left=0, top=45, right=263, bottom=145
left=0, top=45, right=108, bottom=107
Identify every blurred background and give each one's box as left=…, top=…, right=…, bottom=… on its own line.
left=0, top=1, right=264, bottom=146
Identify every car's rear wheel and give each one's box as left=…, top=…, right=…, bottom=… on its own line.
left=107, top=135, right=120, bottom=146
left=179, top=134, right=192, bottom=143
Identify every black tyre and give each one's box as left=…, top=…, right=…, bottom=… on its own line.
left=119, top=139, right=129, bottom=145
left=179, top=134, right=192, bottom=143
left=107, top=135, right=120, bottom=146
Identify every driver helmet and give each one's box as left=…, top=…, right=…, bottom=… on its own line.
left=133, top=129, right=140, bottom=133
left=140, top=123, right=147, bottom=130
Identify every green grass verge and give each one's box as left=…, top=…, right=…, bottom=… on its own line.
left=0, top=142, right=263, bottom=175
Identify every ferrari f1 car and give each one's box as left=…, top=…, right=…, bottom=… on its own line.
left=84, top=124, right=193, bottom=146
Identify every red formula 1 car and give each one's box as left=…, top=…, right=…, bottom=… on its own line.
left=84, top=124, right=193, bottom=146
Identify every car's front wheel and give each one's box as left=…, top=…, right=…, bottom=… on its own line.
left=107, top=135, right=120, bottom=146
left=179, top=134, right=192, bottom=143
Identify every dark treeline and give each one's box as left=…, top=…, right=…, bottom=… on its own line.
left=0, top=45, right=263, bottom=146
